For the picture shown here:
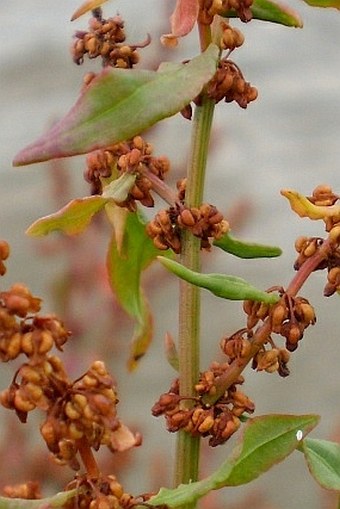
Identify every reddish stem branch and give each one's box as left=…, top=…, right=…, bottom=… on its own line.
left=203, top=236, right=334, bottom=406
left=139, top=165, right=178, bottom=206
left=286, top=238, right=332, bottom=295
left=77, top=437, right=101, bottom=478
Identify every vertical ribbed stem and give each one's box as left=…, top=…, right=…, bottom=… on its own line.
left=174, top=96, right=216, bottom=492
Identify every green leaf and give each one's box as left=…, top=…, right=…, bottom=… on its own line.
left=107, top=211, right=171, bottom=369
left=0, top=490, right=76, bottom=509
left=13, top=45, right=219, bottom=166
left=300, top=438, right=340, bottom=491
left=149, top=414, right=319, bottom=508
left=218, top=414, right=319, bottom=486
left=213, top=232, right=282, bottom=259
left=301, top=0, right=340, bottom=8
left=26, top=196, right=107, bottom=236
left=158, top=256, right=279, bottom=304
left=222, top=0, right=303, bottom=26
left=102, top=172, right=136, bottom=203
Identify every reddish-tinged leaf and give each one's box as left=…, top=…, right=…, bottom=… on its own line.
left=26, top=196, right=107, bottom=236
left=161, top=0, right=199, bottom=45
left=13, top=45, right=218, bottom=166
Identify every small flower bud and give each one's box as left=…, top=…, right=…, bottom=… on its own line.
left=14, top=392, right=36, bottom=413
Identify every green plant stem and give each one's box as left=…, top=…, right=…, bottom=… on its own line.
left=174, top=94, right=216, bottom=491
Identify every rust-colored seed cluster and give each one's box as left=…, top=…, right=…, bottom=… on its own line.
left=243, top=292, right=316, bottom=352
left=220, top=22, right=245, bottom=51
left=71, top=14, right=143, bottom=68
left=152, top=365, right=254, bottom=447
left=146, top=204, right=229, bottom=253
left=2, top=481, right=41, bottom=500
left=206, top=59, right=258, bottom=108
left=64, top=474, right=143, bottom=509
left=0, top=242, right=140, bottom=472
left=39, top=360, right=141, bottom=470
left=0, top=240, right=9, bottom=276
left=292, top=186, right=340, bottom=294
left=294, top=236, right=325, bottom=270
left=85, top=136, right=170, bottom=209
left=199, top=0, right=253, bottom=24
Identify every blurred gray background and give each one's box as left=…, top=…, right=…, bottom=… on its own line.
left=1, top=1, right=340, bottom=508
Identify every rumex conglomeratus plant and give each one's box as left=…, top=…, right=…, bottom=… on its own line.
left=4, top=0, right=340, bottom=508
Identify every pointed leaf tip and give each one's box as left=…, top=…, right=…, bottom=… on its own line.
left=71, top=0, right=109, bottom=21
left=213, top=232, right=282, bottom=258
left=222, top=0, right=303, bottom=27
left=158, top=256, right=279, bottom=303
left=26, top=196, right=107, bottom=237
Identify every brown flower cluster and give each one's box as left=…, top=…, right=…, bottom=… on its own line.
left=219, top=22, right=245, bottom=51
left=85, top=136, right=170, bottom=209
left=152, top=365, right=254, bottom=447
left=2, top=481, right=41, bottom=500
left=199, top=0, right=253, bottom=24
left=146, top=203, right=229, bottom=254
left=243, top=291, right=316, bottom=352
left=0, top=240, right=9, bottom=276
left=71, top=13, right=148, bottom=68
left=0, top=243, right=140, bottom=472
left=65, top=474, right=146, bottom=509
left=182, top=58, right=258, bottom=120
left=221, top=327, right=290, bottom=376
left=206, top=59, right=258, bottom=108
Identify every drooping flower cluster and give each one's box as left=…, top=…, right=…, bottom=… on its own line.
left=84, top=136, right=170, bottom=208
left=0, top=241, right=141, bottom=473
left=64, top=474, right=149, bottom=509
left=152, top=363, right=254, bottom=447
left=199, top=0, right=254, bottom=24
left=205, top=58, right=258, bottom=108
left=146, top=202, right=229, bottom=253
left=181, top=24, right=257, bottom=120
left=243, top=291, right=316, bottom=352
left=71, top=12, right=149, bottom=68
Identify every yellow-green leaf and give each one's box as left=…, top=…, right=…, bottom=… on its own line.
left=281, top=189, right=340, bottom=222
left=302, top=0, right=340, bottom=8
left=26, top=196, right=107, bottom=236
